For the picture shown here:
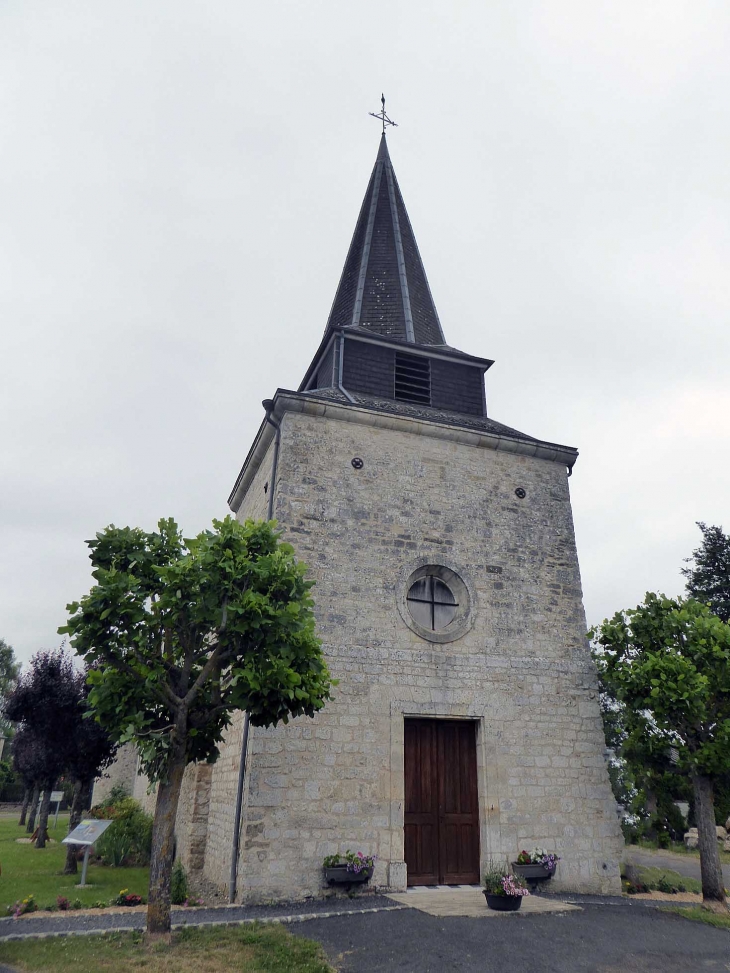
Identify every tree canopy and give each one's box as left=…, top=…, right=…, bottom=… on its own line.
left=682, top=522, right=730, bottom=622
left=0, top=637, right=21, bottom=738
left=591, top=593, right=730, bottom=909
left=60, top=515, right=333, bottom=936
left=5, top=648, right=88, bottom=846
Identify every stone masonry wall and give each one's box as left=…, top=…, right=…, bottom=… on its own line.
left=175, top=763, right=213, bottom=872
left=92, top=743, right=138, bottom=805
left=216, top=408, right=622, bottom=901
left=201, top=439, right=274, bottom=895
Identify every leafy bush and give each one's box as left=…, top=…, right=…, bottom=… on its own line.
left=625, top=882, right=650, bottom=894
left=6, top=894, right=37, bottom=917
left=113, top=889, right=144, bottom=907
left=96, top=829, right=133, bottom=867
left=322, top=850, right=376, bottom=873
left=482, top=863, right=530, bottom=897
left=171, top=860, right=189, bottom=905
left=57, top=896, right=70, bottom=911
left=621, top=820, right=639, bottom=844
left=92, top=797, right=153, bottom=867
left=656, top=874, right=678, bottom=894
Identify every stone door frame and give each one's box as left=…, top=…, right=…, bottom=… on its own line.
left=387, top=700, right=501, bottom=890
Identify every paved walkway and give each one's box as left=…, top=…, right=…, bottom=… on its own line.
left=292, top=900, right=730, bottom=972
left=624, top=846, right=730, bottom=885
left=0, top=888, right=727, bottom=973
left=387, top=886, right=580, bottom=917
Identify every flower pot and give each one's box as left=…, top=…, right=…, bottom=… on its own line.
left=324, top=865, right=373, bottom=886
left=511, top=862, right=556, bottom=891
left=483, top=891, right=523, bottom=911
left=511, top=863, right=555, bottom=881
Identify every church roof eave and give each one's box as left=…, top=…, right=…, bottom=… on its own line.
left=298, top=326, right=493, bottom=394
left=228, top=388, right=578, bottom=513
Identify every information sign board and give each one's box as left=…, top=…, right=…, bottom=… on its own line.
left=62, top=818, right=114, bottom=886
left=62, top=818, right=113, bottom=846
left=50, top=790, right=64, bottom=803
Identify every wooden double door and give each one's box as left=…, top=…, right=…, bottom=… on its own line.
left=404, top=719, right=480, bottom=885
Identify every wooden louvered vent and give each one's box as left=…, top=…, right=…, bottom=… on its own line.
left=395, top=353, right=431, bottom=405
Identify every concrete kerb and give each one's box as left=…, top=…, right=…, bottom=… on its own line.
left=0, top=894, right=683, bottom=944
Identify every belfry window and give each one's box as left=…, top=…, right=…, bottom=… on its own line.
left=395, top=353, right=431, bottom=405
left=406, top=576, right=458, bottom=631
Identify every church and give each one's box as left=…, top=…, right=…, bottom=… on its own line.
left=101, top=129, right=623, bottom=900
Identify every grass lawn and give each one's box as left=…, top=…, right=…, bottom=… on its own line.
left=664, top=905, right=730, bottom=930
left=0, top=924, right=333, bottom=973
left=634, top=865, right=702, bottom=894
left=0, top=813, right=149, bottom=912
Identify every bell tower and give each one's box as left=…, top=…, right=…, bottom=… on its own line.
left=210, top=128, right=623, bottom=902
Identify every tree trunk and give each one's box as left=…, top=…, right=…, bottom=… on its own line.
left=18, top=788, right=30, bottom=827
left=63, top=779, right=84, bottom=874
left=34, top=782, right=54, bottom=849
left=26, top=783, right=40, bottom=833
left=147, top=755, right=186, bottom=937
left=691, top=772, right=728, bottom=912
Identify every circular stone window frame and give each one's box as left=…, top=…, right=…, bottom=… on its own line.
left=397, top=558, right=476, bottom=644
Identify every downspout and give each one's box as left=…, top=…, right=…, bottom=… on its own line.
left=228, top=398, right=281, bottom=903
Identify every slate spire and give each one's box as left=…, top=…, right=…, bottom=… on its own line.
left=325, top=134, right=446, bottom=345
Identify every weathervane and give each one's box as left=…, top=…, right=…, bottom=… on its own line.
left=369, top=94, right=398, bottom=134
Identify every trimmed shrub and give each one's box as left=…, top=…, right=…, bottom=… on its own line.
left=171, top=859, right=189, bottom=905
left=92, top=796, right=153, bottom=867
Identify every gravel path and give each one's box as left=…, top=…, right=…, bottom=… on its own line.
left=0, top=893, right=402, bottom=941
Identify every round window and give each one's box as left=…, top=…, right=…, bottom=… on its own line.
left=397, top=563, right=474, bottom=644
left=406, top=576, right=458, bottom=632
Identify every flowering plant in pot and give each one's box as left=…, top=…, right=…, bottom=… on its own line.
left=322, top=850, right=376, bottom=885
left=482, top=864, right=530, bottom=911
left=512, top=848, right=560, bottom=888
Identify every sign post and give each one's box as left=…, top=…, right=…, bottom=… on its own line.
left=62, top=819, right=113, bottom=887
left=51, top=791, right=64, bottom=828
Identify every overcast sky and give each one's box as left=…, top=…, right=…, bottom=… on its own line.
left=2, top=1, right=728, bottom=667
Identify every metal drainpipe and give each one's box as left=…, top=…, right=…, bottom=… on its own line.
left=228, top=399, right=281, bottom=903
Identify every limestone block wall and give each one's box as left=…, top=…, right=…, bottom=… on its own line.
left=202, top=710, right=248, bottom=893
left=132, top=769, right=156, bottom=816
left=200, top=439, right=273, bottom=894
left=92, top=743, right=138, bottom=805
left=175, top=763, right=213, bottom=872
left=216, top=408, right=622, bottom=900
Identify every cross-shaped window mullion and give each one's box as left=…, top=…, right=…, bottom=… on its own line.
left=407, top=577, right=459, bottom=631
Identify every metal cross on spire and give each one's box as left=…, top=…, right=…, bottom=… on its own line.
left=369, top=94, right=398, bottom=134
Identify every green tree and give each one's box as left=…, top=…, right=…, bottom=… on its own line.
left=5, top=648, right=83, bottom=848
left=0, top=637, right=21, bottom=738
left=60, top=516, right=333, bottom=937
left=682, top=522, right=730, bottom=622
left=597, top=673, right=690, bottom=843
left=591, top=593, right=730, bottom=911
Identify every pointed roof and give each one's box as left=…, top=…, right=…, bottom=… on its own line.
left=325, top=134, right=446, bottom=345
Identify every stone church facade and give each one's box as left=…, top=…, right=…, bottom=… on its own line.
left=103, top=134, right=622, bottom=899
